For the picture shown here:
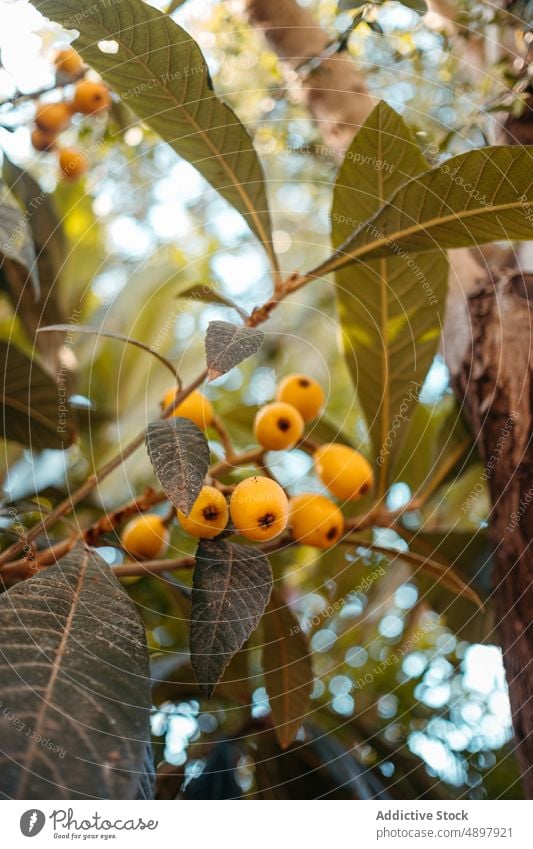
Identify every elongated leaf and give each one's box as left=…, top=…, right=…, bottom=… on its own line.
left=0, top=546, right=152, bottom=799
left=0, top=341, right=77, bottom=448
left=0, top=179, right=38, bottom=295
left=332, top=102, right=448, bottom=478
left=205, top=320, right=263, bottom=381
left=262, top=587, right=313, bottom=749
left=176, top=282, right=248, bottom=319
left=32, top=0, right=277, bottom=270
left=146, top=417, right=210, bottom=514
left=2, top=159, right=67, bottom=372
left=326, top=145, right=533, bottom=274
left=38, top=323, right=178, bottom=378
left=349, top=537, right=483, bottom=609
left=190, top=539, right=273, bottom=696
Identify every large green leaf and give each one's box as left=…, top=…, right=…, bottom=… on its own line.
left=0, top=546, right=152, bottom=799
left=0, top=341, right=77, bottom=448
left=331, top=102, right=448, bottom=482
left=0, top=180, right=38, bottom=295
left=327, top=144, right=533, bottom=274
left=262, top=587, right=313, bottom=749
left=32, top=0, right=277, bottom=271
left=2, top=159, right=68, bottom=374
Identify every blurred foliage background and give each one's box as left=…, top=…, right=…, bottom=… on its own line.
left=0, top=0, right=528, bottom=798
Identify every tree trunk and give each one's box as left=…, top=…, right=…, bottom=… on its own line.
left=245, top=0, right=374, bottom=158
left=452, top=272, right=533, bottom=796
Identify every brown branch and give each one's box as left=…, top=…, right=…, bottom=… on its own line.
left=245, top=0, right=375, bottom=159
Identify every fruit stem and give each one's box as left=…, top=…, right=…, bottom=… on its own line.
left=112, top=557, right=195, bottom=577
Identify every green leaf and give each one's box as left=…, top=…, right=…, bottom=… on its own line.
left=166, top=0, right=189, bottom=13
left=0, top=180, right=39, bottom=295
left=0, top=341, right=77, bottom=448
left=38, top=323, right=179, bottom=379
left=327, top=145, right=533, bottom=274
left=349, top=537, right=484, bottom=609
left=32, top=0, right=278, bottom=271
left=331, top=101, right=448, bottom=480
left=2, top=161, right=69, bottom=367
left=176, top=282, right=248, bottom=319
left=0, top=546, right=152, bottom=799
left=146, top=417, right=210, bottom=514
left=262, top=587, right=313, bottom=749
left=190, top=539, right=273, bottom=696
left=205, top=320, right=264, bottom=381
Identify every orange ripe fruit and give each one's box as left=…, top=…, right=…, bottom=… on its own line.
left=253, top=401, right=304, bottom=450
left=289, top=493, right=344, bottom=548
left=120, top=514, right=170, bottom=560
left=177, top=486, right=229, bottom=539
left=54, top=48, right=84, bottom=77
left=313, top=443, right=374, bottom=501
left=31, top=126, right=57, bottom=152
left=162, top=388, right=214, bottom=430
left=230, top=476, right=289, bottom=542
left=35, top=101, right=71, bottom=133
left=71, top=79, right=111, bottom=115
left=276, top=373, right=325, bottom=422
left=58, top=148, right=88, bottom=181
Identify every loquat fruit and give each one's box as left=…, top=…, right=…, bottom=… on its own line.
left=177, top=485, right=229, bottom=539
left=71, top=79, right=111, bottom=115
left=120, top=513, right=169, bottom=560
left=289, top=492, right=344, bottom=548
left=58, top=148, right=88, bottom=181
left=162, top=387, right=214, bottom=430
left=230, top=476, right=289, bottom=542
left=35, top=101, right=71, bottom=134
left=54, top=48, right=84, bottom=77
left=276, top=373, right=324, bottom=422
left=313, top=443, right=374, bottom=501
left=31, top=126, right=57, bottom=152
left=253, top=401, right=304, bottom=451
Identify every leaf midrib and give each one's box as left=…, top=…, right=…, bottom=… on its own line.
left=78, top=13, right=278, bottom=272
left=16, top=549, right=90, bottom=798
left=324, top=198, right=532, bottom=276
left=267, top=605, right=292, bottom=744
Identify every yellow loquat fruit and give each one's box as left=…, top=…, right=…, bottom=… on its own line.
left=230, top=476, right=289, bottom=542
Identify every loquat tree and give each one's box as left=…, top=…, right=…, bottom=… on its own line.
left=0, top=0, right=531, bottom=801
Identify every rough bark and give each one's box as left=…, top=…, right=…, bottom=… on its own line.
left=452, top=272, right=533, bottom=796
left=245, top=0, right=374, bottom=158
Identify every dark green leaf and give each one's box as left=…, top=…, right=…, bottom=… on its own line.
left=176, top=282, right=248, bottom=319
left=205, top=320, right=263, bottom=381
left=332, top=101, right=448, bottom=478
left=32, top=0, right=277, bottom=270
left=0, top=179, right=38, bottom=295
left=0, top=546, right=152, bottom=799
left=326, top=145, right=533, bottom=274
left=2, top=159, right=68, bottom=373
left=191, top=539, right=273, bottom=696
left=0, top=341, right=77, bottom=448
left=38, top=323, right=179, bottom=379
left=146, top=417, right=210, bottom=514
left=350, top=538, right=484, bottom=609
left=262, top=587, right=313, bottom=749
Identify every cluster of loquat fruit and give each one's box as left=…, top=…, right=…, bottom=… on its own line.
left=31, top=48, right=111, bottom=180
left=120, top=374, right=374, bottom=563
